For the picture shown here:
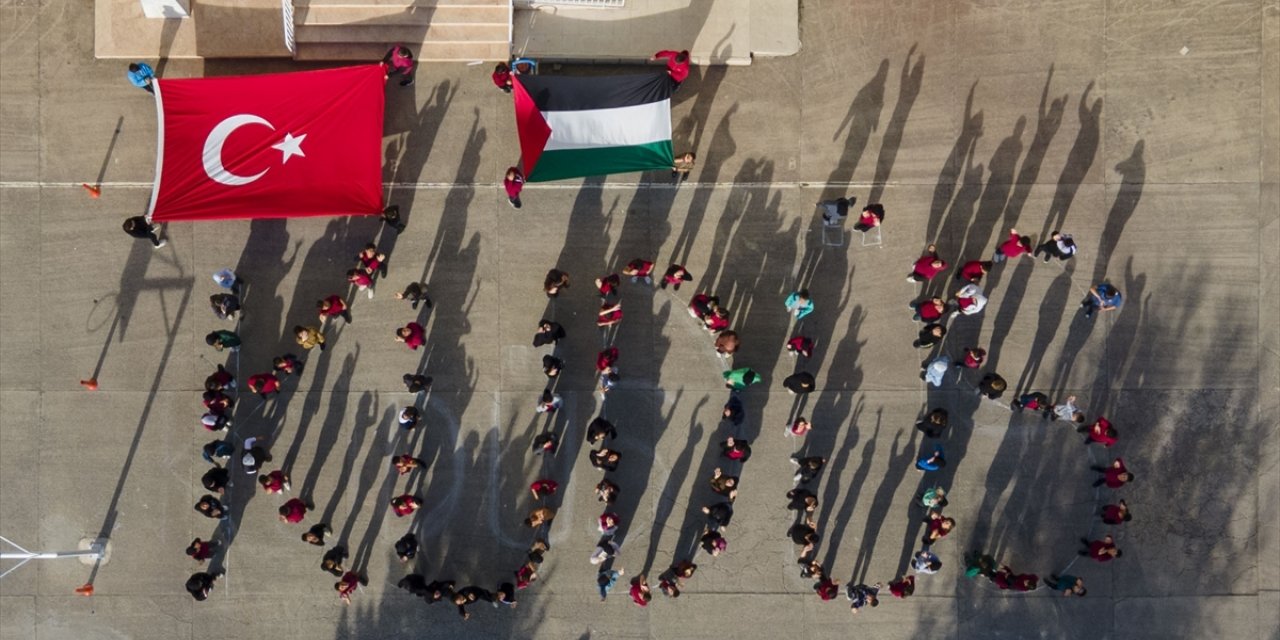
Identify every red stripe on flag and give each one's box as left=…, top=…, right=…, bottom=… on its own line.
left=513, top=76, right=552, bottom=179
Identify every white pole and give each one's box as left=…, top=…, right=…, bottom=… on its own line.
left=0, top=536, right=105, bottom=580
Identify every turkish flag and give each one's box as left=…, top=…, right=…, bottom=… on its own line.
left=149, top=65, right=386, bottom=222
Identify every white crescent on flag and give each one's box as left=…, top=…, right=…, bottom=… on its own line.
left=203, top=114, right=275, bottom=186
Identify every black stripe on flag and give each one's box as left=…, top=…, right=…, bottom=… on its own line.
left=517, top=73, right=674, bottom=112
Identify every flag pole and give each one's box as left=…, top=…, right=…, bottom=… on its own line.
left=0, top=536, right=107, bottom=580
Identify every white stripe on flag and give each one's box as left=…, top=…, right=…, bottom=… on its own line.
left=542, top=99, right=672, bottom=151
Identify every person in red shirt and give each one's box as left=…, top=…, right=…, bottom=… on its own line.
left=622, top=258, right=654, bottom=284
left=396, top=322, right=426, bottom=350
left=814, top=576, right=840, bottom=601
left=381, top=45, right=415, bottom=86
left=596, top=347, right=619, bottom=374
left=629, top=575, right=652, bottom=607
left=993, top=228, right=1033, bottom=263
left=957, top=259, right=992, bottom=283
left=597, top=302, right=623, bottom=327
left=246, top=373, right=280, bottom=399
left=786, top=335, right=815, bottom=358
left=356, top=243, right=387, bottom=278
left=390, top=494, right=421, bottom=517
left=279, top=498, right=308, bottom=523
left=491, top=62, right=513, bottom=93
left=854, top=203, right=885, bottom=232
left=911, top=296, right=949, bottom=322
left=1102, top=499, right=1132, bottom=525
left=660, top=264, right=693, bottom=290
left=504, top=167, right=525, bottom=208
left=595, top=274, right=620, bottom=299
left=887, top=575, right=915, bottom=598
left=273, top=353, right=303, bottom=378
left=317, top=295, right=352, bottom=323
left=651, top=49, right=690, bottom=85
left=204, top=364, right=236, bottom=392
left=1013, top=573, right=1039, bottom=592
left=703, top=306, right=730, bottom=333
left=529, top=479, right=559, bottom=500
left=1092, top=457, right=1133, bottom=488
left=1079, top=416, right=1118, bottom=447
left=1078, top=534, right=1121, bottom=562
left=719, top=437, right=751, bottom=462
left=392, top=454, right=425, bottom=475
left=335, top=570, right=362, bottom=605
left=908, top=244, right=948, bottom=282
left=992, top=566, right=1015, bottom=590
left=346, top=269, right=374, bottom=298
left=185, top=537, right=216, bottom=563
left=257, top=469, right=290, bottom=494
left=954, top=346, right=987, bottom=369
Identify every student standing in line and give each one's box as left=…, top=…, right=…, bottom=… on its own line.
left=854, top=203, right=885, bottom=232
left=913, top=323, right=947, bottom=349
left=887, top=575, right=915, bottom=599
left=710, top=468, right=739, bottom=501
left=504, top=167, right=525, bottom=208
left=185, top=538, right=217, bottom=564
left=622, top=258, right=655, bottom=284
left=629, top=575, right=652, bottom=607
left=782, top=371, right=816, bottom=395
left=956, top=260, right=991, bottom=284
left=977, top=372, right=1007, bottom=399
left=317, top=295, right=353, bottom=324
left=379, top=204, right=406, bottom=234
left=1092, top=457, right=1133, bottom=488
left=273, top=353, right=303, bottom=377
left=586, top=417, right=617, bottom=444
left=719, top=437, right=752, bottom=462
left=908, top=244, right=948, bottom=282
left=346, top=269, right=375, bottom=298
left=123, top=216, right=165, bottom=247
left=1011, top=391, right=1052, bottom=416
left=916, top=408, right=949, bottom=438
left=205, top=330, right=241, bottom=352
left=1081, top=282, right=1123, bottom=318
left=847, top=582, right=880, bottom=614
left=185, top=571, right=220, bottom=601
left=1079, top=416, right=1119, bottom=447
left=294, top=325, right=326, bottom=351
left=651, top=49, right=690, bottom=86
left=246, top=372, right=280, bottom=399
left=993, top=228, right=1033, bottom=263
left=1035, top=231, right=1077, bottom=262
left=785, top=335, right=814, bottom=358
left=1051, top=395, right=1086, bottom=423
left=390, top=494, right=422, bottom=517
left=954, top=283, right=988, bottom=315
left=911, top=297, right=949, bottom=323
left=394, top=533, right=418, bottom=562
left=403, top=374, right=432, bottom=394
left=279, top=498, right=309, bottom=524
left=589, top=448, right=621, bottom=471
left=395, top=322, right=426, bottom=350
left=533, top=320, right=566, bottom=347
left=301, top=523, right=331, bottom=546
left=916, top=445, right=946, bottom=472
left=1045, top=574, right=1087, bottom=596
left=393, top=282, right=432, bottom=310
left=1101, top=500, right=1132, bottom=525
left=321, top=546, right=348, bottom=576
left=1078, top=534, right=1121, bottom=562
left=544, top=269, right=570, bottom=297
left=785, top=290, right=814, bottom=320
left=209, top=293, right=240, bottom=321
left=257, top=469, right=290, bottom=494
left=672, top=152, right=697, bottom=183
left=660, top=264, right=693, bottom=290
left=392, top=454, right=426, bottom=475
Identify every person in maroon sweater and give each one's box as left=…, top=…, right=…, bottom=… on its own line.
left=786, top=335, right=814, bottom=358
left=1102, top=500, right=1132, bottom=525
left=622, top=258, right=654, bottom=284
left=595, top=274, right=621, bottom=299
left=346, top=269, right=374, bottom=298
left=246, top=373, right=280, bottom=400
left=1013, top=573, right=1039, bottom=592
left=1079, top=416, right=1118, bottom=447
left=395, top=322, right=426, bottom=350
left=993, top=229, right=1033, bottom=263
left=317, top=295, right=352, bottom=323
left=279, top=498, right=308, bottom=523
left=911, top=297, right=949, bottom=322
left=661, top=264, right=693, bottom=290
left=1078, top=534, right=1121, bottom=562
left=956, top=260, right=992, bottom=283
left=491, top=62, right=513, bottom=93
left=887, top=575, right=915, bottom=599
left=813, top=576, right=840, bottom=601
left=1092, top=457, right=1133, bottom=487
left=908, top=244, right=948, bottom=282
left=954, top=346, right=987, bottom=369
left=651, top=49, right=690, bottom=86
left=504, top=167, right=525, bottom=208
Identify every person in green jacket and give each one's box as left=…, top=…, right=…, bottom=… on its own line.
left=205, top=330, right=241, bottom=352
left=722, top=367, right=760, bottom=390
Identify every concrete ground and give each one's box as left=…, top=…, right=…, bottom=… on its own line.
left=1, top=1, right=1277, bottom=639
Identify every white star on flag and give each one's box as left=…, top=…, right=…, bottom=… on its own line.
left=272, top=132, right=307, bottom=164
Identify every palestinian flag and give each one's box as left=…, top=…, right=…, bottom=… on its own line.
left=514, top=73, right=675, bottom=182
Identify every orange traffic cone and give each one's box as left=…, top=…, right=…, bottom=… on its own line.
left=81, top=183, right=101, bottom=199
left=80, top=378, right=99, bottom=390
left=74, top=583, right=94, bottom=596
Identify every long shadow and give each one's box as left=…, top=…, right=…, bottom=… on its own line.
left=851, top=428, right=917, bottom=583
left=926, top=82, right=984, bottom=240
left=867, top=46, right=925, bottom=206
left=641, top=395, right=702, bottom=573
left=1041, top=81, right=1102, bottom=240
left=817, top=401, right=868, bottom=572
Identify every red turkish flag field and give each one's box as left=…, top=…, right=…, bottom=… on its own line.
left=149, top=64, right=386, bottom=222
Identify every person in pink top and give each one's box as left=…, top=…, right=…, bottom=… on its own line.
left=908, top=244, right=948, bottom=282
left=911, top=296, right=948, bottom=322
left=993, top=229, right=1033, bottom=263
left=957, top=260, right=992, bottom=283
left=396, top=322, right=426, bottom=350
left=279, top=498, right=308, bottom=523
left=651, top=49, right=690, bottom=86
left=504, top=167, right=525, bottom=209
left=381, top=45, right=416, bottom=86
left=317, top=295, right=352, bottom=324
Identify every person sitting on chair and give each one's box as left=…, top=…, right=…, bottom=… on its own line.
left=820, top=196, right=855, bottom=224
